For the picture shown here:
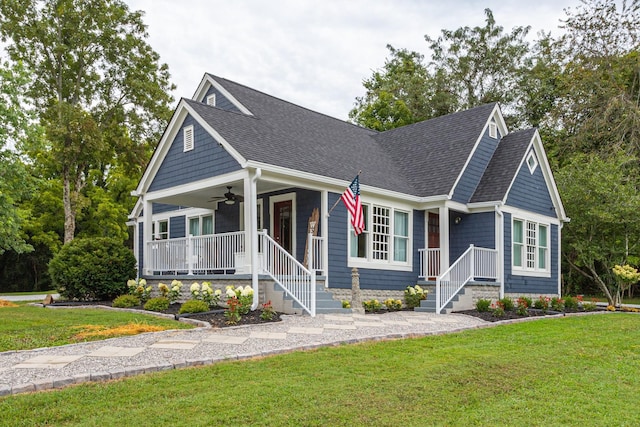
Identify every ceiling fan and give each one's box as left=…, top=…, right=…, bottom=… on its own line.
left=209, top=186, right=244, bottom=205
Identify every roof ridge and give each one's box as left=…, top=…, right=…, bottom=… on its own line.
left=206, top=73, right=377, bottom=134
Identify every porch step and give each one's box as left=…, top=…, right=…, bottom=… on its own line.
left=271, top=283, right=349, bottom=315
left=415, top=286, right=473, bottom=314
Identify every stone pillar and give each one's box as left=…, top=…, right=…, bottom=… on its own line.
left=351, top=267, right=364, bottom=314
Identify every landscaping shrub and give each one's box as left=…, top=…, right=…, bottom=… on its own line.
left=564, top=296, right=579, bottom=310
left=144, top=297, right=170, bottom=312
left=49, top=237, right=136, bottom=301
left=178, top=299, right=210, bottom=314
left=384, top=298, right=403, bottom=311
left=363, top=299, right=382, bottom=312
left=112, top=294, right=141, bottom=308
left=475, top=298, right=491, bottom=312
left=498, top=297, right=515, bottom=311
left=404, top=285, right=427, bottom=309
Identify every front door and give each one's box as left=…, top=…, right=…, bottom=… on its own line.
left=427, top=213, right=440, bottom=279
left=273, top=200, right=293, bottom=254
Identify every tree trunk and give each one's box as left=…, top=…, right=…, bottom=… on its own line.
left=62, top=169, right=75, bottom=244
left=565, top=255, right=614, bottom=304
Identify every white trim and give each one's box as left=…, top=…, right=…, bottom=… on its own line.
left=501, top=205, right=562, bottom=226
left=269, top=192, right=297, bottom=255
left=489, top=122, right=498, bottom=139
left=347, top=201, right=413, bottom=270
left=511, top=215, right=551, bottom=278
left=239, top=199, right=263, bottom=231
left=144, top=169, right=248, bottom=202
left=206, top=93, right=216, bottom=107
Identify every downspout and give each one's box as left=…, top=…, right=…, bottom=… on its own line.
left=250, top=168, right=262, bottom=310
left=495, top=205, right=504, bottom=299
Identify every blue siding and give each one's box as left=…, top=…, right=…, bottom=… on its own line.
left=152, top=203, right=181, bottom=214
left=149, top=114, right=241, bottom=192
left=449, top=211, right=495, bottom=262
left=327, top=192, right=424, bottom=291
left=452, top=129, right=500, bottom=203
left=505, top=153, right=557, bottom=218
left=169, top=216, right=185, bottom=239
left=503, top=212, right=559, bottom=294
left=294, top=189, right=322, bottom=261
left=203, top=86, right=242, bottom=113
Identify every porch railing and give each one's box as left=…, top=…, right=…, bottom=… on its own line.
left=435, top=245, right=497, bottom=314
left=260, top=231, right=316, bottom=316
left=418, top=248, right=441, bottom=279
left=146, top=231, right=245, bottom=274
left=307, top=234, right=324, bottom=274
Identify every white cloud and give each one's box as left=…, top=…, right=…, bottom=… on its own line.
left=125, top=0, right=577, bottom=119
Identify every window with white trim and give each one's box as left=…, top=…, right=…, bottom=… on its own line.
left=206, top=94, right=216, bottom=106
left=526, top=150, right=538, bottom=174
left=512, top=217, right=549, bottom=275
left=183, top=125, right=194, bottom=152
left=152, top=220, right=169, bottom=240
left=188, top=214, right=214, bottom=236
left=349, top=203, right=411, bottom=268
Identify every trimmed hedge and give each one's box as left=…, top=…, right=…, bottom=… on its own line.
left=48, top=237, right=136, bottom=301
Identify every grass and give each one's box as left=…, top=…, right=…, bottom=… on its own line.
left=0, top=304, right=193, bottom=351
left=0, top=290, right=57, bottom=296
left=0, top=314, right=638, bottom=426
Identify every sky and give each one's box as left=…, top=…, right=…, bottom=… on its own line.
left=124, top=0, right=579, bottom=121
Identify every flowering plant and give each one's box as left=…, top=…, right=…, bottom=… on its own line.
left=551, top=297, right=565, bottom=312
left=404, top=285, right=427, bottom=309
left=226, top=285, right=253, bottom=314
left=127, top=278, right=151, bottom=302
left=190, top=282, right=220, bottom=308
left=363, top=299, right=382, bottom=312
left=534, top=296, right=551, bottom=313
left=167, top=279, right=183, bottom=304
left=260, top=300, right=276, bottom=320
left=516, top=297, right=529, bottom=316
left=612, top=264, right=640, bottom=305
left=384, top=298, right=402, bottom=311
left=224, top=297, right=241, bottom=324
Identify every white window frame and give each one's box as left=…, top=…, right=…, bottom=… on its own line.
left=206, top=93, right=216, bottom=106
left=152, top=219, right=169, bottom=240
left=187, top=212, right=214, bottom=236
left=512, top=216, right=550, bottom=277
left=348, top=202, right=412, bottom=271
left=526, top=150, right=538, bottom=174
left=183, top=125, right=194, bottom=152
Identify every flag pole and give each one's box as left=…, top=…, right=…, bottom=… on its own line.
left=327, top=171, right=361, bottom=217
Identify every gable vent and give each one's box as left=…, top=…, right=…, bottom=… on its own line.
left=183, top=125, right=194, bottom=152
left=489, top=122, right=498, bottom=139
left=206, top=94, right=216, bottom=106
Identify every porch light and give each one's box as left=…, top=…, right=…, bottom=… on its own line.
left=454, top=216, right=462, bottom=225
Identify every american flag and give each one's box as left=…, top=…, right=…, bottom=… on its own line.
left=341, top=175, right=364, bottom=235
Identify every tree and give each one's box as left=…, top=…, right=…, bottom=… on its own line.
left=557, top=152, right=640, bottom=304
left=424, top=8, right=531, bottom=127
left=0, top=0, right=175, bottom=243
left=0, top=59, right=39, bottom=254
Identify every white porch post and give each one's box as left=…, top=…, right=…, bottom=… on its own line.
left=495, top=206, right=505, bottom=299
left=243, top=175, right=253, bottom=274
left=321, top=190, right=329, bottom=285
left=249, top=168, right=262, bottom=310
left=439, top=206, right=450, bottom=273
left=143, top=197, right=153, bottom=276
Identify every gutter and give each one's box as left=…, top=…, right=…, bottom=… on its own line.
left=250, top=168, right=262, bottom=310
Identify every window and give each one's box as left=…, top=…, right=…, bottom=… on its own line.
left=206, top=94, right=216, bottom=106
left=349, top=203, right=411, bottom=269
left=183, top=125, right=194, bottom=152
left=239, top=199, right=264, bottom=231
left=526, top=150, right=538, bottom=174
left=512, top=218, right=549, bottom=275
left=188, top=214, right=213, bottom=236
left=489, top=122, right=498, bottom=139
left=153, top=220, right=168, bottom=240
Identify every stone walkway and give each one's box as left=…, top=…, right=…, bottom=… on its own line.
left=0, top=311, right=488, bottom=396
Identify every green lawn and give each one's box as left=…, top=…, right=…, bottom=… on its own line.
left=0, top=305, right=193, bottom=351
left=0, top=314, right=638, bottom=426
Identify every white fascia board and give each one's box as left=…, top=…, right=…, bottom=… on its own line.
left=501, top=205, right=563, bottom=226
left=448, top=104, right=506, bottom=199
left=129, top=198, right=143, bottom=219
left=145, top=169, right=249, bottom=202
left=192, top=74, right=253, bottom=116
left=467, top=201, right=504, bottom=213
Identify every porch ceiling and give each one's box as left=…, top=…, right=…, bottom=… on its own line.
left=151, top=180, right=289, bottom=209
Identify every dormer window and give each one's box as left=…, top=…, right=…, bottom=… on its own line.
left=526, top=150, right=538, bottom=174
left=183, top=125, right=194, bottom=152
left=489, top=122, right=498, bottom=139
left=206, top=94, right=216, bottom=107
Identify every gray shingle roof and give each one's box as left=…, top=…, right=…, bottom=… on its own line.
left=188, top=75, right=504, bottom=197
left=470, top=128, right=536, bottom=202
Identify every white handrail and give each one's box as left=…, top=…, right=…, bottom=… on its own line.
left=418, top=248, right=441, bottom=279
left=307, top=234, right=325, bottom=273
left=260, top=231, right=316, bottom=316
left=436, top=245, right=497, bottom=313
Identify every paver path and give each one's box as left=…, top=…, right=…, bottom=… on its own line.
left=0, top=311, right=487, bottom=396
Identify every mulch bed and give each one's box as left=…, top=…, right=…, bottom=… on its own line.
left=48, top=300, right=282, bottom=328
left=453, top=308, right=594, bottom=322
